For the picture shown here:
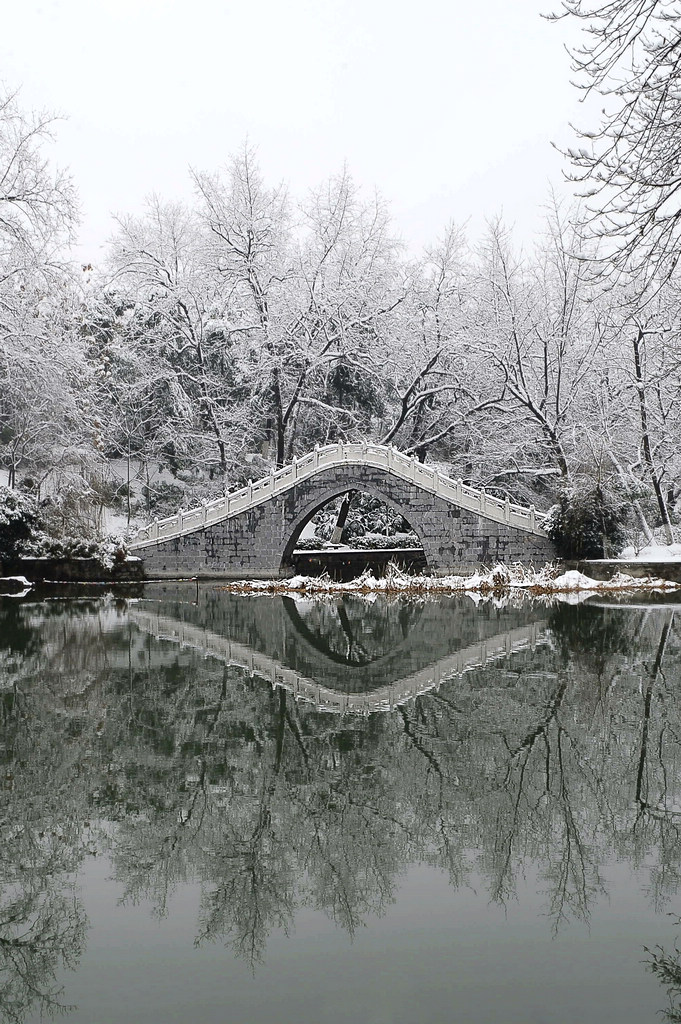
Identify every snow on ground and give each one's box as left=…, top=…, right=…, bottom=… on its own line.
left=619, top=542, right=681, bottom=561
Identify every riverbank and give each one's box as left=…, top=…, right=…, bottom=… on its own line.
left=0, top=555, right=144, bottom=583
left=3, top=558, right=681, bottom=595
left=217, top=564, right=681, bottom=595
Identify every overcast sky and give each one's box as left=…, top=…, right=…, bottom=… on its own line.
left=2, top=0, right=589, bottom=263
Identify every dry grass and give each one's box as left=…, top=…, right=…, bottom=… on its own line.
left=216, top=563, right=681, bottom=597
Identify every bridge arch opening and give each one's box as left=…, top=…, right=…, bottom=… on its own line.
left=280, top=488, right=428, bottom=580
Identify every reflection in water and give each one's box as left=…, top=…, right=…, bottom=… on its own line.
left=645, top=926, right=681, bottom=1023
left=0, top=587, right=680, bottom=1020
left=282, top=595, right=425, bottom=666
left=130, top=588, right=549, bottom=711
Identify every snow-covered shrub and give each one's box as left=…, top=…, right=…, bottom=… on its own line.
left=38, top=477, right=108, bottom=540
left=0, top=483, right=127, bottom=569
left=546, top=480, right=630, bottom=559
left=0, top=486, right=39, bottom=561
left=312, top=492, right=412, bottom=542
left=22, top=532, right=128, bottom=569
left=142, top=481, right=187, bottom=519
left=353, top=531, right=421, bottom=549
left=294, top=536, right=326, bottom=550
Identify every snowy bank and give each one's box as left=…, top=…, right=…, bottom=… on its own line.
left=217, top=564, right=681, bottom=596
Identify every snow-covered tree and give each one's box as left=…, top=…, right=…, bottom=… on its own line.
left=193, top=149, right=404, bottom=466
left=552, top=0, right=681, bottom=279
left=467, top=205, right=606, bottom=496
left=105, top=197, right=244, bottom=482
left=379, top=222, right=472, bottom=459
left=0, top=88, right=90, bottom=493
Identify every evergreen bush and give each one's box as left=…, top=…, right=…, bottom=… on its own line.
left=0, top=486, right=39, bottom=561
left=546, top=480, right=630, bottom=559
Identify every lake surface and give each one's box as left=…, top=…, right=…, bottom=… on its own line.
left=2, top=583, right=681, bottom=1023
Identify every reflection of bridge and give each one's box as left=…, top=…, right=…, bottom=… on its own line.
left=129, top=443, right=555, bottom=579
left=130, top=607, right=548, bottom=714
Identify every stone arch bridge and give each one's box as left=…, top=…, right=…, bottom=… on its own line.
left=130, top=443, right=555, bottom=579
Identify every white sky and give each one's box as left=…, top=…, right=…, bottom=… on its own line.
left=1, top=0, right=589, bottom=264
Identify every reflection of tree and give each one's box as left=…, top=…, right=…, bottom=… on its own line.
left=194, top=688, right=295, bottom=966
left=283, top=595, right=423, bottom=667
left=3, top=591, right=681, bottom=985
left=0, top=885, right=86, bottom=1024
left=0, top=604, right=100, bottom=1022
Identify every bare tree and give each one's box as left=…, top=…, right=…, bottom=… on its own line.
left=551, top=0, right=681, bottom=279
left=193, top=149, right=404, bottom=466
left=0, top=88, right=87, bottom=491
left=469, top=208, right=606, bottom=490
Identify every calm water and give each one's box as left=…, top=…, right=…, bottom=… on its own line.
left=2, top=583, right=681, bottom=1023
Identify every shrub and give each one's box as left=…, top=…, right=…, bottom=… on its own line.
left=546, top=480, right=630, bottom=559
left=0, top=484, right=128, bottom=570
left=22, top=532, right=128, bottom=569
left=353, top=531, right=421, bottom=549
left=142, top=481, right=187, bottom=519
left=294, top=536, right=327, bottom=550
left=0, top=486, right=39, bottom=561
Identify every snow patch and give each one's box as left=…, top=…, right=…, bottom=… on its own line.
left=619, top=543, right=681, bottom=561
left=0, top=575, right=33, bottom=597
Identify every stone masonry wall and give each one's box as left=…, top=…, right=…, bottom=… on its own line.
left=140, top=464, right=556, bottom=579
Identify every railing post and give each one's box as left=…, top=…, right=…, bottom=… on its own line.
left=504, top=495, right=511, bottom=523
left=478, top=488, right=485, bottom=513
left=433, top=465, right=442, bottom=496
left=177, top=509, right=183, bottom=534
left=152, top=520, right=158, bottom=541
left=530, top=504, right=536, bottom=531
left=314, top=444, right=319, bottom=469
left=248, top=479, right=253, bottom=501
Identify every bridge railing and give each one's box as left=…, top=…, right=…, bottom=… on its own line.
left=129, top=442, right=548, bottom=549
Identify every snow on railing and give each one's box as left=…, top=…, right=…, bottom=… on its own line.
left=129, top=442, right=549, bottom=549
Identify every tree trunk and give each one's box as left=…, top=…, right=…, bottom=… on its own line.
left=331, top=490, right=356, bottom=544
left=632, top=329, right=673, bottom=544
left=127, top=441, right=132, bottom=526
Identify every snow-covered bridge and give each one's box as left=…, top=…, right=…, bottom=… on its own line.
left=130, top=442, right=555, bottom=579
